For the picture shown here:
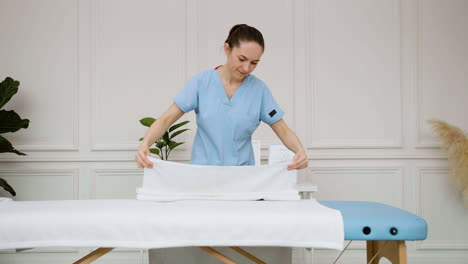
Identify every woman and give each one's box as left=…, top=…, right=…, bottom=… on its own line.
left=135, top=24, right=308, bottom=170
left=138, top=24, right=307, bottom=264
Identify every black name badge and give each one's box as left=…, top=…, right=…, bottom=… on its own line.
left=269, top=109, right=277, bottom=117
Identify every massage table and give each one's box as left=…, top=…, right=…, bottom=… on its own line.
left=0, top=197, right=427, bottom=264
left=320, top=201, right=427, bottom=264
left=1, top=159, right=426, bottom=264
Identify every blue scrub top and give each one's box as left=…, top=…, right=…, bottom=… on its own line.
left=174, top=68, right=284, bottom=166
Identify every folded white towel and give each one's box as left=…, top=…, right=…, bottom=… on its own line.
left=137, top=157, right=300, bottom=201
left=0, top=198, right=13, bottom=203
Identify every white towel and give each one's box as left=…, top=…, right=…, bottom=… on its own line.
left=0, top=199, right=344, bottom=250
left=137, top=157, right=300, bottom=201
left=0, top=198, right=13, bottom=203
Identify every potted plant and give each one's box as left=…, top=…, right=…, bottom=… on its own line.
left=0, top=77, right=30, bottom=196
left=139, top=117, right=189, bottom=160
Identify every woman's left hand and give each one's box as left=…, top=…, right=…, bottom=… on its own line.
left=288, top=150, right=308, bottom=170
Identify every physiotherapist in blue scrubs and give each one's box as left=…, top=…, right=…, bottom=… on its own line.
left=136, top=24, right=308, bottom=170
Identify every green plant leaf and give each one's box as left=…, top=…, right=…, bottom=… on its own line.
left=138, top=116, right=189, bottom=160
left=168, top=141, right=184, bottom=150
left=0, top=77, right=19, bottom=109
left=0, top=178, right=16, bottom=196
left=0, top=110, right=29, bottom=133
left=169, top=120, right=190, bottom=132
left=149, top=148, right=160, bottom=155
left=0, top=135, right=26, bottom=155
left=139, top=117, right=156, bottom=127
left=139, top=137, right=144, bottom=141
left=162, top=131, right=170, bottom=143
left=170, top=128, right=189, bottom=139
left=156, top=140, right=166, bottom=149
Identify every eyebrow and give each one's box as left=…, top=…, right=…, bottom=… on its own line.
left=239, top=55, right=260, bottom=62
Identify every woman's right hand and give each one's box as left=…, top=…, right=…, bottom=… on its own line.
left=135, top=144, right=154, bottom=168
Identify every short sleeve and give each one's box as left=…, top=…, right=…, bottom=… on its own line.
left=260, top=85, right=284, bottom=125
left=173, top=74, right=199, bottom=113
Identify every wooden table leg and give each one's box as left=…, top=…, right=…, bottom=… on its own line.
left=229, top=247, right=266, bottom=264
left=73, top=246, right=267, bottom=264
left=367, top=241, right=407, bottom=264
left=73, top=248, right=114, bottom=264
left=200, top=247, right=238, bottom=264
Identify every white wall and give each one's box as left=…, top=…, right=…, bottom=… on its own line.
left=1, top=0, right=467, bottom=263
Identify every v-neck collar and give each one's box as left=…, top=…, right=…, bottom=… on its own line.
left=213, top=68, right=249, bottom=104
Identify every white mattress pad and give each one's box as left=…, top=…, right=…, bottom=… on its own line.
left=0, top=199, right=344, bottom=250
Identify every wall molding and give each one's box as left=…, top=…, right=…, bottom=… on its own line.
left=414, top=0, right=441, bottom=149
left=0, top=153, right=447, bottom=163
left=90, top=168, right=142, bottom=199
left=310, top=166, right=405, bottom=207
left=306, top=0, right=404, bottom=149
left=418, top=240, right=468, bottom=250
left=15, top=0, right=80, bottom=152
left=0, top=169, right=79, bottom=200
left=416, top=167, right=468, bottom=250
left=89, top=0, right=188, bottom=151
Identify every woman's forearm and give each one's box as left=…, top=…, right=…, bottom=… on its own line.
left=140, top=118, right=172, bottom=147
left=284, top=130, right=306, bottom=154
left=271, top=119, right=308, bottom=170
left=140, top=103, right=185, bottom=148
left=271, top=119, right=305, bottom=154
left=135, top=103, right=185, bottom=168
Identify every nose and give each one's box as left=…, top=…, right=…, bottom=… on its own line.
left=242, top=62, right=250, bottom=73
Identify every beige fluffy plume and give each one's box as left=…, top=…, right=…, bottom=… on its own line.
left=428, top=119, right=468, bottom=207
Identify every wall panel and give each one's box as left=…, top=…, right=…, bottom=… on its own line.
left=0, top=0, right=79, bottom=150
left=91, top=0, right=188, bottom=150
left=416, top=0, right=468, bottom=147
left=308, top=0, right=402, bottom=148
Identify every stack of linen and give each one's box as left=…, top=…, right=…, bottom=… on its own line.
left=136, top=157, right=300, bottom=201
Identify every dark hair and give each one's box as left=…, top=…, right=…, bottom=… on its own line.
left=225, top=24, right=265, bottom=51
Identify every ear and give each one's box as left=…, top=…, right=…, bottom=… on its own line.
left=223, top=43, right=231, bottom=55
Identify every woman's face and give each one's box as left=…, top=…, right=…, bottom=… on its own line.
left=224, top=41, right=263, bottom=81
